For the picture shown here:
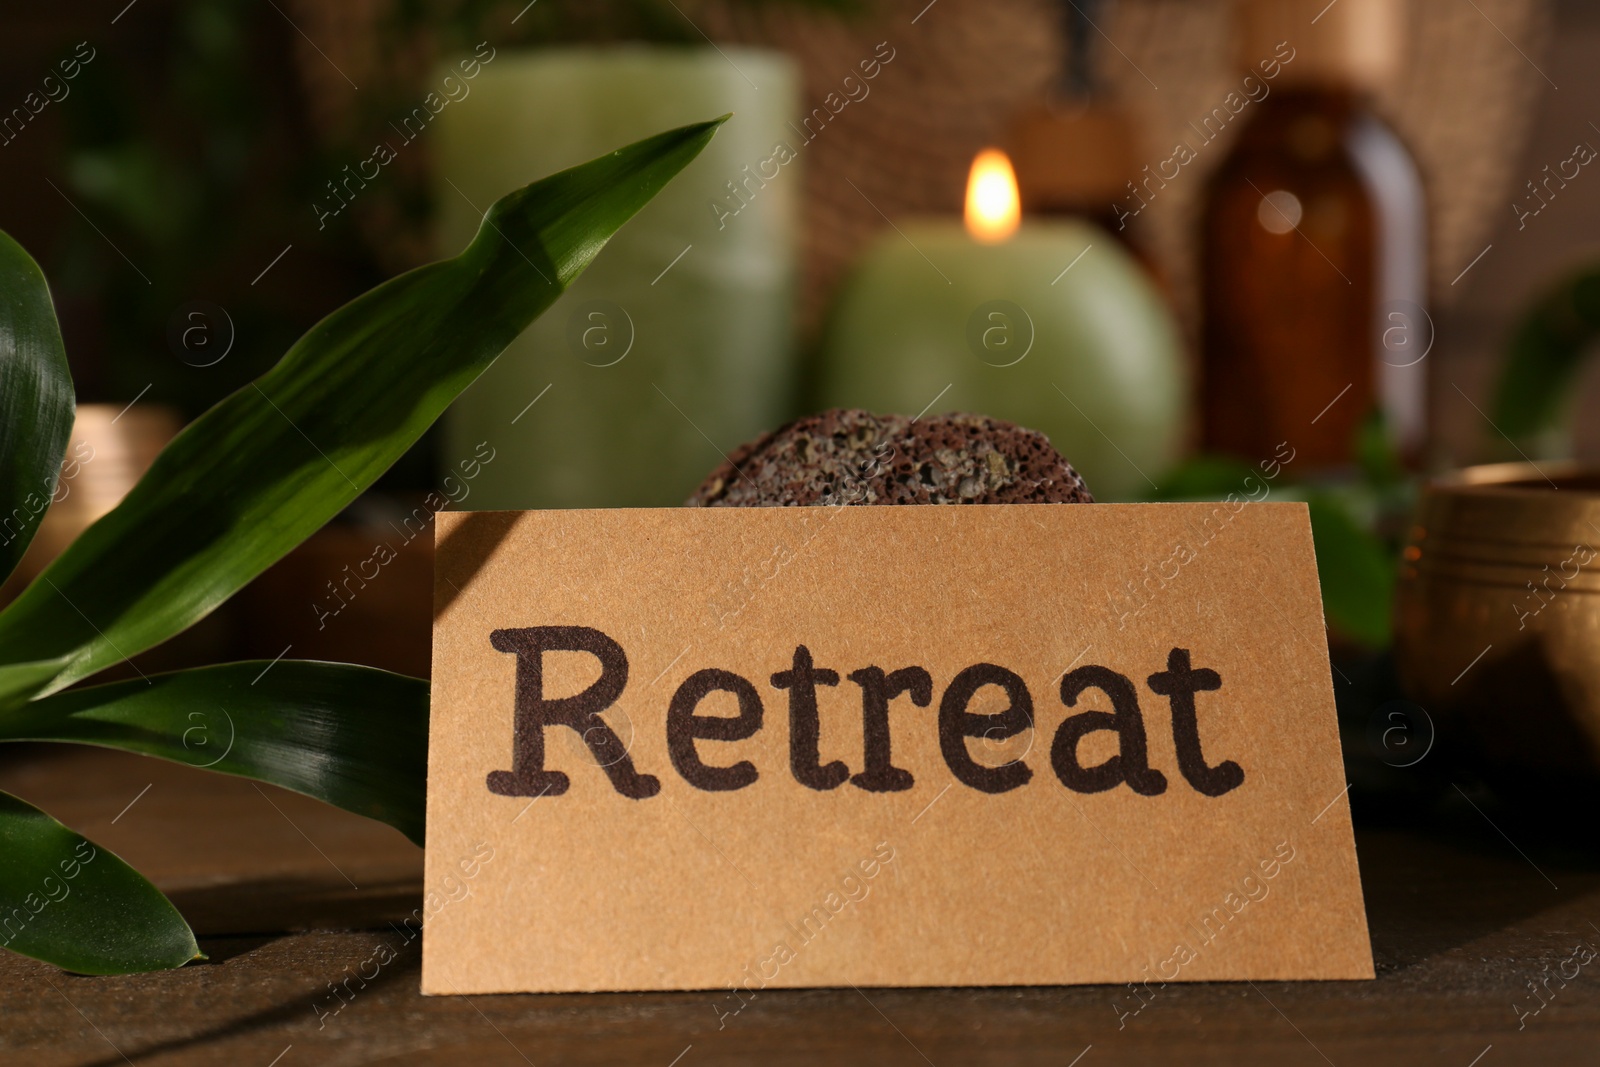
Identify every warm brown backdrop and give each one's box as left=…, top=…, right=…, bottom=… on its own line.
left=0, top=0, right=1594, bottom=467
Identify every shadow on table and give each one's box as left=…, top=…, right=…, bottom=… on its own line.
left=76, top=931, right=426, bottom=1067
left=165, top=876, right=423, bottom=938
left=1356, top=805, right=1600, bottom=975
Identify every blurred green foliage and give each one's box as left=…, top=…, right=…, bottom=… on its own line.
left=1149, top=409, right=1412, bottom=648
left=394, top=0, right=864, bottom=48
left=46, top=0, right=865, bottom=491
left=1492, top=261, right=1600, bottom=456
left=54, top=1, right=384, bottom=411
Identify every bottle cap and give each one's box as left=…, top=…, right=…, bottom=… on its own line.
left=1008, top=103, right=1137, bottom=210
left=1237, top=0, right=1405, bottom=91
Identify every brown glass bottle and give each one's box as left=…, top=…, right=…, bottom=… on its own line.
left=1200, top=0, right=1426, bottom=468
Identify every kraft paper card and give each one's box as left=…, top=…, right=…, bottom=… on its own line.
left=424, top=503, right=1372, bottom=994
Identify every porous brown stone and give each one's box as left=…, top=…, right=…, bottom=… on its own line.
left=685, top=409, right=1093, bottom=507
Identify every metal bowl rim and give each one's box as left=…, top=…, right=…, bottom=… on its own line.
left=1425, top=461, right=1600, bottom=497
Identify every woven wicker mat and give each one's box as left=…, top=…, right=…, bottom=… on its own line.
left=288, top=0, right=1549, bottom=334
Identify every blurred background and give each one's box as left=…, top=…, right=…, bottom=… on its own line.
left=2, top=0, right=1599, bottom=814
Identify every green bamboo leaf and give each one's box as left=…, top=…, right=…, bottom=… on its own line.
left=0, top=788, right=198, bottom=974
left=0, top=117, right=724, bottom=705
left=0, top=661, right=427, bottom=845
left=0, top=230, right=74, bottom=587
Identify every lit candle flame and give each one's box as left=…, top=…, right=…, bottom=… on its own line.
left=964, top=148, right=1021, bottom=243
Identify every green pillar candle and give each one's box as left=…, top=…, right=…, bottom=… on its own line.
left=435, top=47, right=798, bottom=508
left=816, top=160, right=1186, bottom=501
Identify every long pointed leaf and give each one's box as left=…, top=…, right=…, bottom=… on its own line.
left=0, top=788, right=198, bottom=974
left=0, top=661, right=427, bottom=845
left=0, top=230, right=74, bottom=586
left=0, top=118, right=724, bottom=704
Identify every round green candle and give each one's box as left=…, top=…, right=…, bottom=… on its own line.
left=435, top=47, right=798, bottom=508
left=817, top=220, right=1187, bottom=501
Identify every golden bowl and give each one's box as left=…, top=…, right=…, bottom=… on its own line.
left=1395, top=461, right=1600, bottom=796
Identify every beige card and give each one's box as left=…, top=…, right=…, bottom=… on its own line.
left=423, top=503, right=1372, bottom=995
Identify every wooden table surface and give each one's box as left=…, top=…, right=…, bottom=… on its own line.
left=3, top=745, right=1597, bottom=1066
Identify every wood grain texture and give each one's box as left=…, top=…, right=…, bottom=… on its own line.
left=2, top=747, right=1598, bottom=1065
